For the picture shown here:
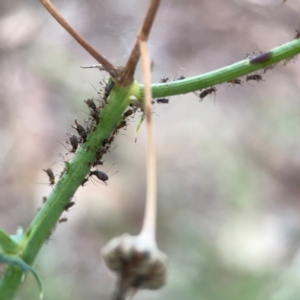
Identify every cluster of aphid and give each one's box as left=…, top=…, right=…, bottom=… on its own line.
left=154, top=26, right=300, bottom=104
left=42, top=78, right=133, bottom=189
left=40, top=77, right=138, bottom=237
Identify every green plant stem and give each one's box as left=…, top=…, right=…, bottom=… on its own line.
left=137, top=38, right=300, bottom=99
left=1, top=37, right=300, bottom=300
left=0, top=81, right=138, bottom=300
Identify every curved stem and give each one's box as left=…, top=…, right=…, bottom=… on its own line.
left=137, top=39, right=300, bottom=99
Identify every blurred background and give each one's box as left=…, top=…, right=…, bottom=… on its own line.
left=1, top=0, right=300, bottom=299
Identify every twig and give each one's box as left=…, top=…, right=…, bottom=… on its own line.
left=120, top=0, right=161, bottom=87
left=39, top=0, right=117, bottom=77
left=139, top=39, right=157, bottom=239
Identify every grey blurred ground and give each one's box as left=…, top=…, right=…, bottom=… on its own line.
left=1, top=0, right=300, bottom=299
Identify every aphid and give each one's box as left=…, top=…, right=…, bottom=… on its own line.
left=157, top=98, right=169, bottom=104
left=89, top=170, right=109, bottom=186
left=249, top=51, right=272, bottom=64
left=294, top=21, right=300, bottom=39
left=107, top=135, right=115, bottom=145
left=88, top=164, right=118, bottom=186
left=90, top=110, right=100, bottom=124
left=198, top=87, right=217, bottom=101
left=66, top=133, right=78, bottom=153
left=93, top=147, right=107, bottom=167
left=117, top=120, right=128, bottom=130
left=72, top=118, right=87, bottom=142
left=263, top=64, right=276, bottom=74
left=227, top=79, right=242, bottom=85
left=43, top=168, right=55, bottom=186
left=177, top=75, right=185, bottom=80
left=159, top=76, right=169, bottom=83
left=81, top=178, right=89, bottom=186
left=59, top=217, right=68, bottom=223
left=104, top=80, right=115, bottom=101
left=84, top=98, right=97, bottom=111
left=246, top=74, right=263, bottom=83
left=123, top=109, right=134, bottom=119
left=97, top=147, right=108, bottom=156
left=64, top=201, right=75, bottom=211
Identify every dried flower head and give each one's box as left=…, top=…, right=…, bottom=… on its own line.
left=101, top=233, right=168, bottom=299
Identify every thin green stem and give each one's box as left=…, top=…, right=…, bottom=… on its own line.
left=0, top=81, right=139, bottom=300
left=137, top=39, right=300, bottom=99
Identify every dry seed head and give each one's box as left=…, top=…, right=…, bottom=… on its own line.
left=101, top=233, right=167, bottom=296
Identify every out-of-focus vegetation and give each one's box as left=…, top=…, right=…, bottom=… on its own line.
left=1, top=0, right=300, bottom=299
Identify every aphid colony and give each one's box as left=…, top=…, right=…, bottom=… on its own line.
left=42, top=78, right=131, bottom=189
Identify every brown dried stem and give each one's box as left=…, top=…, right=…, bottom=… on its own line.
left=120, top=0, right=161, bottom=87
left=139, top=39, right=157, bottom=240
left=39, top=0, right=117, bottom=76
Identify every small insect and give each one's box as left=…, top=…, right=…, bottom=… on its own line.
left=104, top=79, right=115, bottom=102
left=43, top=168, right=55, bottom=186
left=64, top=201, right=75, bottom=212
left=177, top=75, right=185, bottom=80
left=107, top=135, right=115, bottom=145
left=246, top=74, right=263, bottom=83
left=227, top=79, right=242, bottom=85
left=90, top=110, right=100, bottom=124
left=249, top=51, right=272, bottom=64
left=88, top=164, right=118, bottom=186
left=159, top=76, right=169, bottom=83
left=123, top=109, right=134, bottom=119
left=294, top=21, right=300, bottom=39
left=157, top=98, right=169, bottom=104
left=198, top=87, right=217, bottom=101
left=59, top=217, right=68, bottom=223
left=263, top=64, right=276, bottom=74
left=89, top=170, right=109, bottom=186
left=72, top=118, right=87, bottom=142
left=117, top=120, right=128, bottom=130
left=84, top=98, right=97, bottom=112
left=66, top=133, right=78, bottom=153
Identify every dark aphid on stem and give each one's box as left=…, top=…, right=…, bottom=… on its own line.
left=294, top=21, right=300, bottom=39
left=103, top=80, right=115, bottom=103
left=84, top=98, right=97, bottom=112
left=117, top=120, right=128, bottom=130
left=157, top=98, right=169, bottom=104
left=66, top=133, right=78, bottom=153
left=176, top=75, right=185, bottom=80
left=249, top=51, right=272, bottom=64
left=246, top=74, right=264, bottom=83
left=81, top=178, right=89, bottom=186
left=72, top=118, right=87, bottom=142
left=89, top=164, right=118, bottom=186
left=227, top=79, right=242, bottom=85
left=43, top=168, right=55, bottom=186
left=90, top=110, right=100, bottom=124
left=123, top=109, right=134, bottom=119
left=159, top=76, right=169, bottom=83
left=198, top=87, right=217, bottom=101
left=59, top=217, right=68, bottom=223
left=64, top=201, right=75, bottom=212
left=89, top=170, right=109, bottom=186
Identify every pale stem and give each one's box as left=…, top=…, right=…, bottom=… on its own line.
left=121, top=0, right=161, bottom=86
left=139, top=39, right=157, bottom=241
left=39, top=0, right=117, bottom=76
